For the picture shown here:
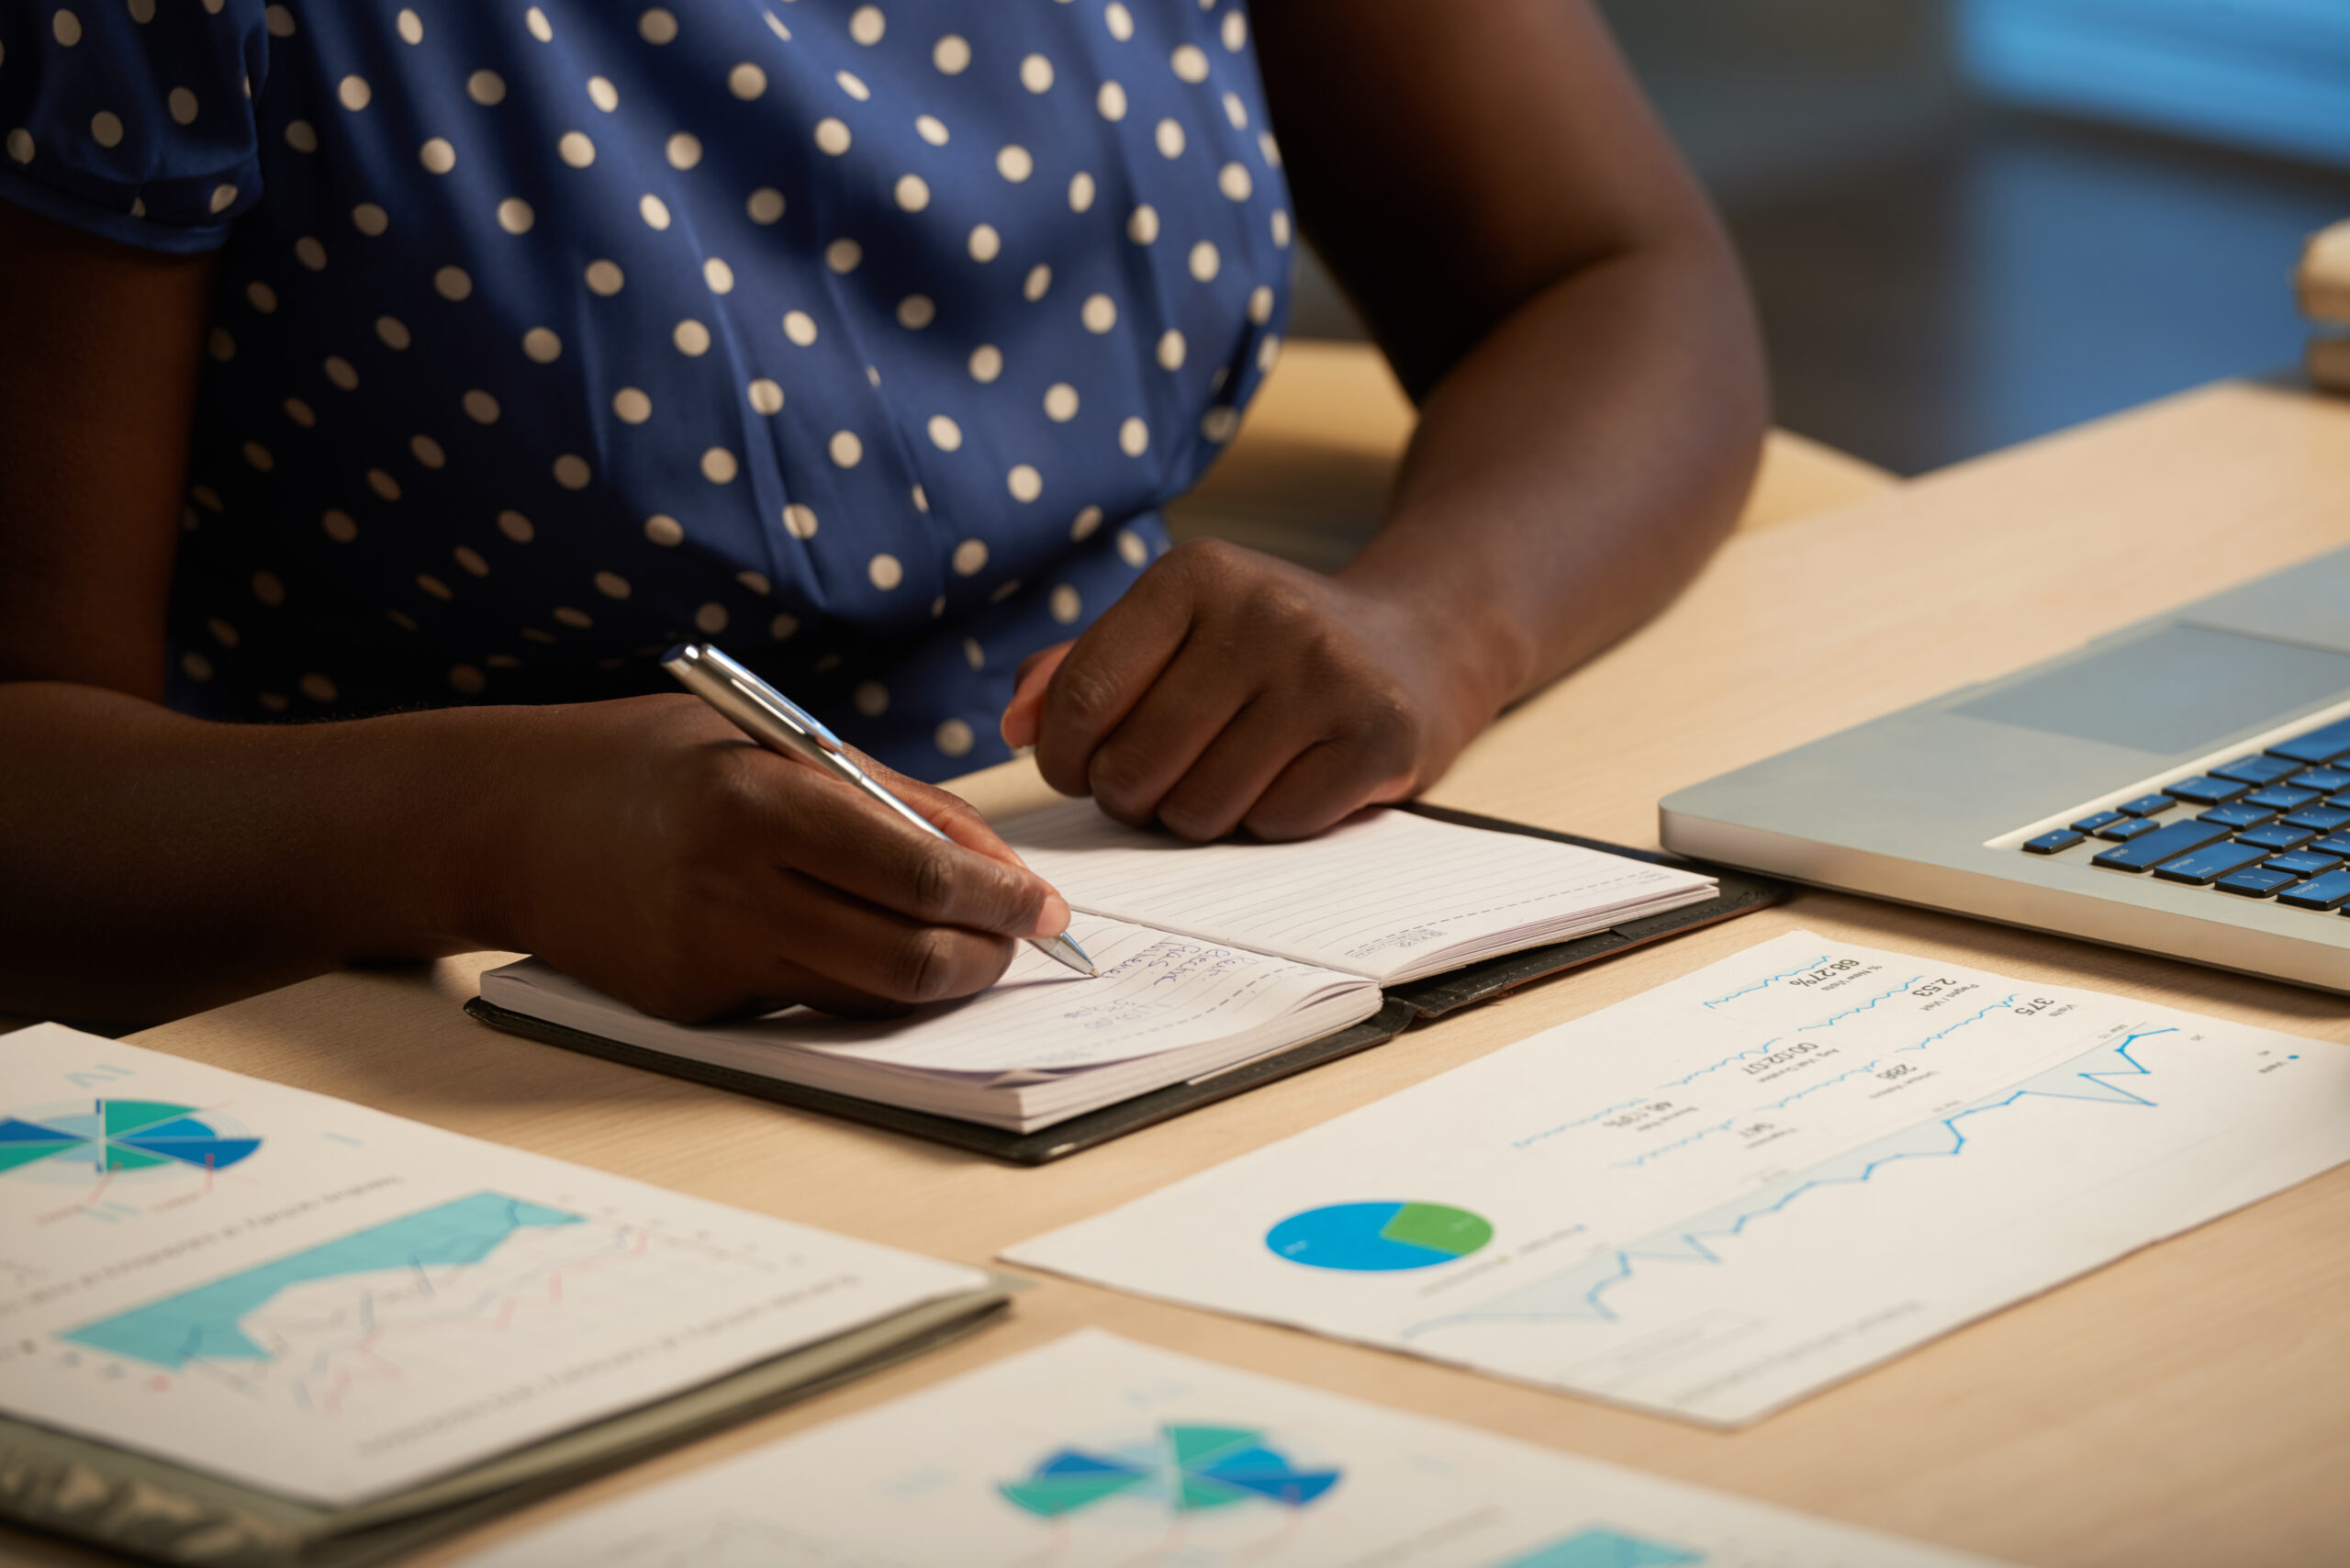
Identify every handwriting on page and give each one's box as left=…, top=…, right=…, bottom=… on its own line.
left=1058, top=941, right=1262, bottom=1032
left=756, top=918, right=1368, bottom=1075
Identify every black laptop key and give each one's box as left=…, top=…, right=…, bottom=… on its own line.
left=2217, top=866, right=2300, bottom=897
left=2283, top=805, right=2350, bottom=834
left=2268, top=718, right=2350, bottom=766
left=2277, top=868, right=2350, bottom=910
left=2098, top=816, right=2164, bottom=842
left=2210, top=754, right=2304, bottom=786
left=2151, top=843, right=2270, bottom=885
left=2090, top=820, right=2231, bottom=871
left=2298, top=767, right=2350, bottom=792
left=2233, top=823, right=2316, bottom=852
left=2243, top=785, right=2321, bottom=812
left=2163, top=776, right=2249, bottom=805
left=2023, top=829, right=2083, bottom=855
left=2311, top=833, right=2350, bottom=857
left=2196, top=802, right=2277, bottom=829
left=2069, top=810, right=2127, bottom=834
left=2329, top=792, right=2350, bottom=811
left=2116, top=794, right=2176, bottom=817
left=2263, top=849, right=2344, bottom=878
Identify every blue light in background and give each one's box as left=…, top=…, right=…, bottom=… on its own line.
left=1961, top=0, right=2350, bottom=169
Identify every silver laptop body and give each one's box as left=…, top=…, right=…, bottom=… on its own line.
left=1660, top=544, right=2350, bottom=993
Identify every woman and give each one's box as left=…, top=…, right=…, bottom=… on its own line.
left=0, top=0, right=1763, bottom=1025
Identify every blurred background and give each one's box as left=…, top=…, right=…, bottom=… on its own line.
left=1285, top=0, right=2350, bottom=476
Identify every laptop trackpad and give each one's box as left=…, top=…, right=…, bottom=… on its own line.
left=1952, top=623, right=2350, bottom=756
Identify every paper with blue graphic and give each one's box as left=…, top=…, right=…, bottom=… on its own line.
left=1007, top=933, right=2350, bottom=1424
left=0, top=1025, right=988, bottom=1505
left=453, top=1330, right=1998, bottom=1567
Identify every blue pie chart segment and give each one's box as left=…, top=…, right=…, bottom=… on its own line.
left=1265, top=1202, right=1494, bottom=1271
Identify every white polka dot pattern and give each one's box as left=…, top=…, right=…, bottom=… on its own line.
left=14, top=0, right=1289, bottom=778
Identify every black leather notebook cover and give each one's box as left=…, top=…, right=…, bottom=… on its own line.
left=464, top=808, right=1784, bottom=1165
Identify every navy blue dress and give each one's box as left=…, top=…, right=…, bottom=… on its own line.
left=0, top=0, right=1291, bottom=778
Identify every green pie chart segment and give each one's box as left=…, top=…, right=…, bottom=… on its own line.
left=0, top=1128, right=87, bottom=1174
left=1265, top=1202, right=1494, bottom=1271
left=101, top=1102, right=204, bottom=1138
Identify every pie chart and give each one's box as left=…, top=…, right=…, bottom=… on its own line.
left=0, top=1101, right=261, bottom=1177
left=1265, top=1202, right=1493, bottom=1271
left=999, top=1424, right=1340, bottom=1519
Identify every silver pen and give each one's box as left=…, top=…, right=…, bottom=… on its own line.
left=662, top=642, right=1098, bottom=978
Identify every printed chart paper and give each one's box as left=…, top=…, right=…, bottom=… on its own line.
left=1006, top=933, right=2350, bottom=1424
left=0, top=1025, right=990, bottom=1505
left=452, top=1330, right=2000, bottom=1568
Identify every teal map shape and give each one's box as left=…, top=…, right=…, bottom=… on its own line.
left=1493, top=1528, right=1704, bottom=1567
left=1000, top=1424, right=1341, bottom=1518
left=0, top=1100, right=260, bottom=1176
left=63, top=1192, right=582, bottom=1367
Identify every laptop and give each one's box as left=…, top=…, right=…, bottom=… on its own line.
left=1659, top=543, right=2350, bottom=993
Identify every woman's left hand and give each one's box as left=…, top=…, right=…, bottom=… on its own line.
left=999, top=538, right=1509, bottom=841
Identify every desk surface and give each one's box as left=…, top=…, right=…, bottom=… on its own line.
left=13, top=378, right=2350, bottom=1568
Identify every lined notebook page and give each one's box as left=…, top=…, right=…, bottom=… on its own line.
left=482, top=915, right=1378, bottom=1078
left=1000, top=802, right=1717, bottom=983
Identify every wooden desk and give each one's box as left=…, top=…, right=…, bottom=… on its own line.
left=1164, top=340, right=1899, bottom=572
left=13, top=379, right=2350, bottom=1568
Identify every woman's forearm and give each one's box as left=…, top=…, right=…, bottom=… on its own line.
left=0, top=682, right=495, bottom=1023
left=0, top=684, right=1069, bottom=1027
left=1338, top=230, right=1768, bottom=715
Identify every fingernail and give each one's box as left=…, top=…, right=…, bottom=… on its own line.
left=1028, top=891, right=1071, bottom=937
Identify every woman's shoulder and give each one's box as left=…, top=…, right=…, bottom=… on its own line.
left=0, top=0, right=279, bottom=252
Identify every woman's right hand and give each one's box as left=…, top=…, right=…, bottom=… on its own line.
left=469, top=693, right=1071, bottom=1023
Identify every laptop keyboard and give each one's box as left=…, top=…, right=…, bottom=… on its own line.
left=2020, top=715, right=2350, bottom=914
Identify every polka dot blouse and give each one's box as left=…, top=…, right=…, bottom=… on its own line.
left=0, top=0, right=1292, bottom=779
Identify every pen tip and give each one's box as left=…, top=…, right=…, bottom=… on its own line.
left=1044, top=930, right=1100, bottom=978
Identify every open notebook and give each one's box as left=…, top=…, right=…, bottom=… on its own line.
left=478, top=802, right=1718, bottom=1138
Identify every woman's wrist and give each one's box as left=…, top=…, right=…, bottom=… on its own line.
left=1338, top=522, right=1537, bottom=746
left=308, top=705, right=533, bottom=964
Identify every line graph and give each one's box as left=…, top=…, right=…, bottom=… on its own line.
left=1761, top=1070, right=1871, bottom=1111
left=1661, top=1037, right=1786, bottom=1089
left=1760, top=994, right=2020, bottom=1111
left=1797, top=976, right=1922, bottom=1031
left=1410, top=1026, right=2173, bottom=1336
left=1616, top=1121, right=1736, bottom=1169
left=1909, top=996, right=2019, bottom=1049
left=1530, top=979, right=2001, bottom=1154
left=1699, top=956, right=1830, bottom=1010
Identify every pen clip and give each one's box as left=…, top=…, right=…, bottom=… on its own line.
left=663, top=643, right=846, bottom=754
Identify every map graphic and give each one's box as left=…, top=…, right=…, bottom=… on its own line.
left=999, top=1424, right=1340, bottom=1518
left=1266, top=1202, right=1493, bottom=1271
left=64, top=1192, right=582, bottom=1366
left=1491, top=1529, right=1703, bottom=1567
left=0, top=1100, right=260, bottom=1178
